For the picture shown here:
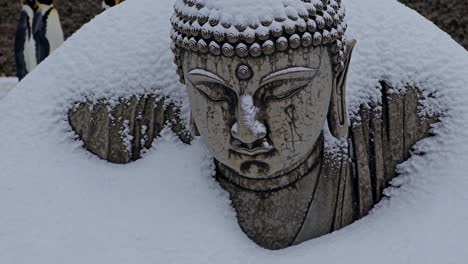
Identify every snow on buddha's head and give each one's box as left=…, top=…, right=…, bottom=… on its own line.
left=171, top=0, right=349, bottom=75
left=171, top=0, right=355, bottom=179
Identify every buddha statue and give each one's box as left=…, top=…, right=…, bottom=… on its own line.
left=67, top=0, right=438, bottom=251
left=171, top=0, right=357, bottom=249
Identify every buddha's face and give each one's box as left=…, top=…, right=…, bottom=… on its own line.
left=183, top=46, right=333, bottom=179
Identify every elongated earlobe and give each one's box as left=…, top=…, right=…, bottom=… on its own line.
left=327, top=39, right=356, bottom=139
left=190, top=114, right=200, bottom=137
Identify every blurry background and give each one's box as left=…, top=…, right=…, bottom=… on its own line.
left=0, top=0, right=100, bottom=77
left=0, top=0, right=466, bottom=77
left=400, top=0, right=467, bottom=49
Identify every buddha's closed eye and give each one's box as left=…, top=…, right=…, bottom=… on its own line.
left=259, top=79, right=312, bottom=102
left=256, top=67, right=319, bottom=102
left=187, top=67, right=318, bottom=104
left=193, top=82, right=234, bottom=103
left=187, top=69, right=236, bottom=104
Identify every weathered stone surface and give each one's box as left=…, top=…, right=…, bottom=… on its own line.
left=349, top=83, right=439, bottom=223
left=87, top=103, right=110, bottom=160
left=294, top=149, right=346, bottom=245
left=338, top=160, right=358, bottom=228
left=108, top=97, right=137, bottom=164
left=131, top=96, right=148, bottom=159
left=218, top=159, right=321, bottom=250
left=369, top=108, right=386, bottom=202
left=351, top=117, right=375, bottom=217
left=69, top=95, right=191, bottom=163
left=384, top=84, right=406, bottom=181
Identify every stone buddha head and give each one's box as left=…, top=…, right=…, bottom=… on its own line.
left=171, top=0, right=355, bottom=184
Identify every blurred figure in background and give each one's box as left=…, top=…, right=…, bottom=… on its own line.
left=15, top=0, right=39, bottom=80
left=34, top=0, right=64, bottom=64
left=102, top=0, right=123, bottom=11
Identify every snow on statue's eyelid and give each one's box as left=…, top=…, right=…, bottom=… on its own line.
left=189, top=77, right=233, bottom=102
left=257, top=67, right=318, bottom=99
left=264, top=81, right=310, bottom=100
left=194, top=84, right=230, bottom=102
left=260, top=67, right=318, bottom=86
left=188, top=69, right=226, bottom=85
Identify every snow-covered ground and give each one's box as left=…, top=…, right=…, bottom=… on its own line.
left=0, top=0, right=467, bottom=263
left=0, top=77, right=17, bottom=100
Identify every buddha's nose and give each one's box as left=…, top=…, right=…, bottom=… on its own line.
left=230, top=96, right=267, bottom=145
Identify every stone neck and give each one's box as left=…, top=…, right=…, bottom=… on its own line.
left=215, top=134, right=324, bottom=192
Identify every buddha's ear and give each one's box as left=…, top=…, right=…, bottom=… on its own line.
left=190, top=114, right=200, bottom=137
left=327, top=39, right=356, bottom=139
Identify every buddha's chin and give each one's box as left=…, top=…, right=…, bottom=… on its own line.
left=238, top=161, right=272, bottom=179
left=231, top=156, right=307, bottom=179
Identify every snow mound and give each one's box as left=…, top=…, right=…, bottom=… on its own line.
left=0, top=0, right=467, bottom=263
left=0, top=77, right=17, bottom=100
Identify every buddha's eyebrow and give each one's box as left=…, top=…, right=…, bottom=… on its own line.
left=261, top=67, right=318, bottom=84
left=188, top=69, right=226, bottom=85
